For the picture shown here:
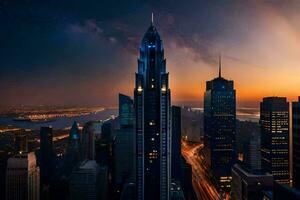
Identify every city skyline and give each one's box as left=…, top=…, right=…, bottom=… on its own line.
left=1, top=3, right=300, bottom=199
left=1, top=1, right=300, bottom=107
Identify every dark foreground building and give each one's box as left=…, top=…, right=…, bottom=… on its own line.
left=134, top=18, right=171, bottom=200
left=231, top=164, right=273, bottom=200
left=171, top=106, right=182, bottom=182
left=260, top=97, right=290, bottom=184
left=292, top=97, right=300, bottom=190
left=203, top=56, right=236, bottom=190
left=273, top=181, right=300, bottom=200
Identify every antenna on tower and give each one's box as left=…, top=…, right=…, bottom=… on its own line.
left=218, top=53, right=222, bottom=78
left=151, top=12, right=154, bottom=25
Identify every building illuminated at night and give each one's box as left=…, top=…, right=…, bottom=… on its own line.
left=260, top=97, right=290, bottom=184
left=134, top=16, right=171, bottom=200
left=292, top=97, right=300, bottom=190
left=203, top=55, right=236, bottom=190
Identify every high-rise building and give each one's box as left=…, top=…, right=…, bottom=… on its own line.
left=203, top=55, right=236, bottom=190
left=0, top=152, right=10, bottom=200
left=63, top=122, right=81, bottom=177
left=39, top=127, right=54, bottom=199
left=134, top=17, right=171, bottom=200
left=68, top=121, right=80, bottom=151
left=81, top=122, right=95, bottom=160
left=180, top=157, right=196, bottom=200
left=171, top=106, right=182, bottom=181
left=119, top=93, right=134, bottom=128
left=115, top=128, right=135, bottom=185
left=40, top=127, right=54, bottom=185
left=231, top=164, right=273, bottom=200
left=95, top=138, right=113, bottom=167
left=260, top=97, right=290, bottom=184
left=98, top=165, right=109, bottom=200
left=6, top=152, right=40, bottom=200
left=243, top=132, right=261, bottom=171
left=69, top=160, right=101, bottom=200
left=14, top=134, right=28, bottom=153
left=292, top=97, right=300, bottom=190
left=115, top=94, right=135, bottom=185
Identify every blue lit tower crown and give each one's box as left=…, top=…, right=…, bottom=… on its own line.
left=134, top=18, right=171, bottom=200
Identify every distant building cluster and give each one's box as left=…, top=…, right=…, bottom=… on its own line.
left=202, top=58, right=300, bottom=199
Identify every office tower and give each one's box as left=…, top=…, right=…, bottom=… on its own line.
left=64, top=122, right=81, bottom=177
left=95, top=138, right=112, bottom=166
left=39, top=127, right=54, bottom=200
left=14, top=134, right=28, bottom=153
left=68, top=121, right=80, bottom=151
left=119, top=93, right=134, bottom=128
left=0, top=152, right=9, bottom=200
left=171, top=106, right=182, bottom=181
left=203, top=55, right=236, bottom=190
left=292, top=97, right=300, bottom=190
left=6, top=152, right=40, bottom=200
left=243, top=132, right=261, bottom=171
left=115, top=128, right=135, bottom=184
left=40, top=127, right=54, bottom=184
left=134, top=17, right=171, bottom=200
left=81, top=122, right=95, bottom=160
left=180, top=157, right=196, bottom=200
left=91, top=121, right=102, bottom=140
left=231, top=164, right=273, bottom=200
left=260, top=97, right=290, bottom=184
left=101, top=121, right=112, bottom=140
left=98, top=165, right=109, bottom=200
left=69, top=160, right=100, bottom=200
left=115, top=94, right=135, bottom=185
left=114, top=94, right=135, bottom=188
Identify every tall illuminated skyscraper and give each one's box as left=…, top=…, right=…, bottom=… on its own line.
left=203, top=55, right=236, bottom=190
left=134, top=16, right=171, bottom=200
left=260, top=97, right=290, bottom=184
left=292, top=97, right=300, bottom=189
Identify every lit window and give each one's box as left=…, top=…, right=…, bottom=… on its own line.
left=137, top=86, right=143, bottom=92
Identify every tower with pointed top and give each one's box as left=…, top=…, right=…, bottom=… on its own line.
left=134, top=17, right=171, bottom=200
left=68, top=121, right=80, bottom=152
left=203, top=56, right=236, bottom=191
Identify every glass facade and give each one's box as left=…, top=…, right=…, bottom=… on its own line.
left=134, top=22, right=171, bottom=200
left=119, top=93, right=134, bottom=128
left=260, top=97, right=290, bottom=184
left=203, top=70, right=236, bottom=191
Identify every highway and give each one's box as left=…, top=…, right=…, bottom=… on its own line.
left=181, top=140, right=221, bottom=200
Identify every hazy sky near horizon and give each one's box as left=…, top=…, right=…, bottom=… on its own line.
left=1, top=1, right=300, bottom=107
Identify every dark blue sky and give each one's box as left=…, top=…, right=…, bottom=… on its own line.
left=1, top=1, right=300, bottom=107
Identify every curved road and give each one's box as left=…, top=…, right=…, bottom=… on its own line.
left=181, top=141, right=221, bottom=200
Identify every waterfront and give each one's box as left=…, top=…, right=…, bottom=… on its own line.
left=0, top=108, right=118, bottom=130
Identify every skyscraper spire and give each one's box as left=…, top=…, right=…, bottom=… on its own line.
left=151, top=12, right=154, bottom=25
left=218, top=53, right=222, bottom=78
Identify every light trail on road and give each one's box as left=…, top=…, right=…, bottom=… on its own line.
left=181, top=140, right=221, bottom=200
